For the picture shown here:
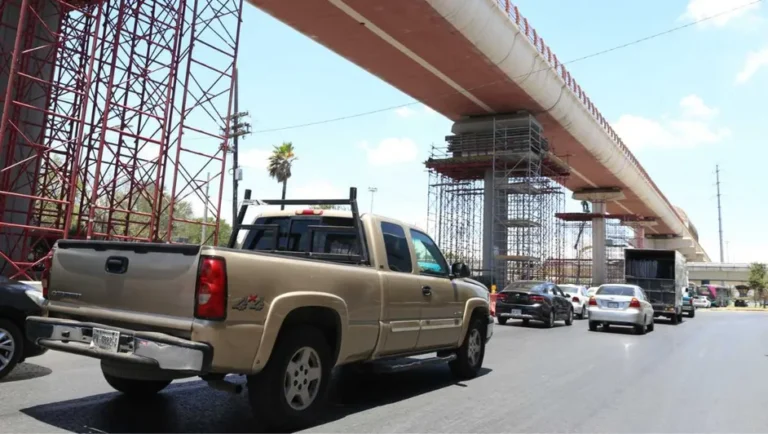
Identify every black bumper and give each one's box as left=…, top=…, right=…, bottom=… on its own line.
left=26, top=316, right=213, bottom=374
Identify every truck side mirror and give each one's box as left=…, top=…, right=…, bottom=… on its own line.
left=451, top=262, right=471, bottom=278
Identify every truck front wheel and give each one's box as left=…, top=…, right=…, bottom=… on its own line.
left=449, top=317, right=485, bottom=380
left=102, top=372, right=171, bottom=396
left=247, top=326, right=333, bottom=431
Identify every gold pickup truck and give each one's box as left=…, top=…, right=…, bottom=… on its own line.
left=26, top=188, right=492, bottom=430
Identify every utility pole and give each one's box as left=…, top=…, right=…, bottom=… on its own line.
left=716, top=165, right=724, bottom=263
left=224, top=67, right=250, bottom=224
left=201, top=172, right=210, bottom=244
left=368, top=187, right=378, bottom=213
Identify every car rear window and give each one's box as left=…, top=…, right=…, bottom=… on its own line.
left=503, top=282, right=546, bottom=293
left=560, top=286, right=580, bottom=294
left=242, top=216, right=360, bottom=255
left=597, top=286, right=635, bottom=296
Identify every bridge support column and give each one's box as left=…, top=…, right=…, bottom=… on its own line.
left=591, top=202, right=606, bottom=287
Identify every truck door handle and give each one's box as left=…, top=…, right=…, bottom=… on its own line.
left=105, top=256, right=129, bottom=274
left=422, top=286, right=432, bottom=296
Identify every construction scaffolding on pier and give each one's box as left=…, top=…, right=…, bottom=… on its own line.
left=426, top=114, right=570, bottom=289
left=548, top=213, right=638, bottom=286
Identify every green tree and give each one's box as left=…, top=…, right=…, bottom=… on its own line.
left=748, top=262, right=767, bottom=307
left=268, top=142, right=297, bottom=210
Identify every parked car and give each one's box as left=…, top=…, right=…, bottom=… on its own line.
left=26, top=188, right=492, bottom=431
left=693, top=296, right=711, bottom=308
left=587, top=287, right=599, bottom=297
left=734, top=299, right=748, bottom=307
left=559, top=284, right=590, bottom=319
left=588, top=284, right=654, bottom=335
left=495, top=281, right=574, bottom=327
left=681, top=292, right=696, bottom=318
left=0, top=277, right=47, bottom=379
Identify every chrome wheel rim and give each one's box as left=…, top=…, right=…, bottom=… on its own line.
left=283, top=346, right=322, bottom=411
left=467, top=328, right=481, bottom=366
left=0, top=327, right=16, bottom=372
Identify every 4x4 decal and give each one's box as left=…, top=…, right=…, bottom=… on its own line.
left=232, top=295, right=264, bottom=311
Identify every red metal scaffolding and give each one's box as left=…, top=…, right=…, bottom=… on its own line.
left=0, top=0, right=243, bottom=279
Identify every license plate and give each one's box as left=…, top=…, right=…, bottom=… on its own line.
left=510, top=309, right=522, bottom=316
left=91, top=328, right=120, bottom=353
left=608, top=302, right=619, bottom=308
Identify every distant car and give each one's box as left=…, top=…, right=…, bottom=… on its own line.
left=734, top=299, right=748, bottom=307
left=693, top=296, right=711, bottom=308
left=495, top=280, right=574, bottom=328
left=588, top=284, right=655, bottom=335
left=559, top=284, right=590, bottom=319
left=0, top=278, right=47, bottom=379
left=681, top=292, right=696, bottom=318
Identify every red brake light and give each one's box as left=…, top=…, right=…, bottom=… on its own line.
left=195, top=257, right=227, bottom=320
left=41, top=253, right=53, bottom=299
left=588, top=297, right=597, bottom=306
left=629, top=298, right=641, bottom=309
left=530, top=295, right=544, bottom=303
left=296, top=209, right=322, bottom=215
left=496, top=292, right=507, bottom=302
left=572, top=296, right=580, bottom=303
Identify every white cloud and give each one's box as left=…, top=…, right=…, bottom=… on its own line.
left=239, top=147, right=271, bottom=170
left=736, top=46, right=768, bottom=84
left=614, top=95, right=730, bottom=150
left=679, top=94, right=718, bottom=119
left=394, top=106, right=417, bottom=117
left=358, top=137, right=419, bottom=166
left=681, top=0, right=761, bottom=27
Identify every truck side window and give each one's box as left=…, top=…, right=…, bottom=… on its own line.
left=381, top=222, right=412, bottom=273
left=409, top=229, right=449, bottom=277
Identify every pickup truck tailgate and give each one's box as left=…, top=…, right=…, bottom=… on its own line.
left=50, top=240, right=201, bottom=319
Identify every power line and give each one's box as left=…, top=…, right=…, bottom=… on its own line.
left=252, top=0, right=762, bottom=134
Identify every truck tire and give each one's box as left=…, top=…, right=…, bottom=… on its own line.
left=670, top=313, right=679, bottom=325
left=0, top=319, right=22, bottom=380
left=497, top=317, right=508, bottom=325
left=102, top=372, right=171, bottom=396
left=688, top=309, right=695, bottom=318
left=247, top=326, right=333, bottom=431
left=677, top=313, right=684, bottom=323
left=449, top=316, right=485, bottom=380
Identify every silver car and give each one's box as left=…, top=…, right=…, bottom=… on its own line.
left=588, top=284, right=654, bottom=334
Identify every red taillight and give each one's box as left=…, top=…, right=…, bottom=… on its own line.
left=296, top=209, right=322, bottom=215
left=496, top=293, right=507, bottom=302
left=41, top=253, right=53, bottom=299
left=588, top=297, right=597, bottom=306
left=195, top=257, right=227, bottom=320
left=629, top=298, right=641, bottom=309
left=530, top=295, right=544, bottom=303
left=572, top=296, right=580, bottom=303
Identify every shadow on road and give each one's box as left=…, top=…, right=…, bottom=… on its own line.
left=502, top=320, right=576, bottom=329
left=0, top=363, right=52, bottom=383
left=20, top=364, right=491, bottom=433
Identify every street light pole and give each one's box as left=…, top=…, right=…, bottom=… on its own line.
left=368, top=187, right=377, bottom=214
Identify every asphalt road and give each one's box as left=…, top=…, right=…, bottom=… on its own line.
left=2, top=310, right=768, bottom=433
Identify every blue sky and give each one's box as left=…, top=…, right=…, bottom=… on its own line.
left=214, top=0, right=767, bottom=263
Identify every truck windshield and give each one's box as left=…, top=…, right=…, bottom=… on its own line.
left=597, top=286, right=635, bottom=296
left=242, top=216, right=360, bottom=255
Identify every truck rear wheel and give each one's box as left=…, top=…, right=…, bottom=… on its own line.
left=102, top=372, right=171, bottom=396
left=247, top=326, right=332, bottom=431
left=688, top=309, right=695, bottom=318
left=449, top=317, right=485, bottom=380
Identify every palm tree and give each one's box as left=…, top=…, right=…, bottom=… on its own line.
left=268, top=142, right=297, bottom=210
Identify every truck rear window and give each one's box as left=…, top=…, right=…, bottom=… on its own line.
left=242, top=216, right=360, bottom=255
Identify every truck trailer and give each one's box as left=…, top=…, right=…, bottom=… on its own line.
left=624, top=249, right=688, bottom=324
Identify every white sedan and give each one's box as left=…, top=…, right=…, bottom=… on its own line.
left=588, top=284, right=655, bottom=335
left=559, top=284, right=590, bottom=319
left=693, top=296, right=711, bottom=308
